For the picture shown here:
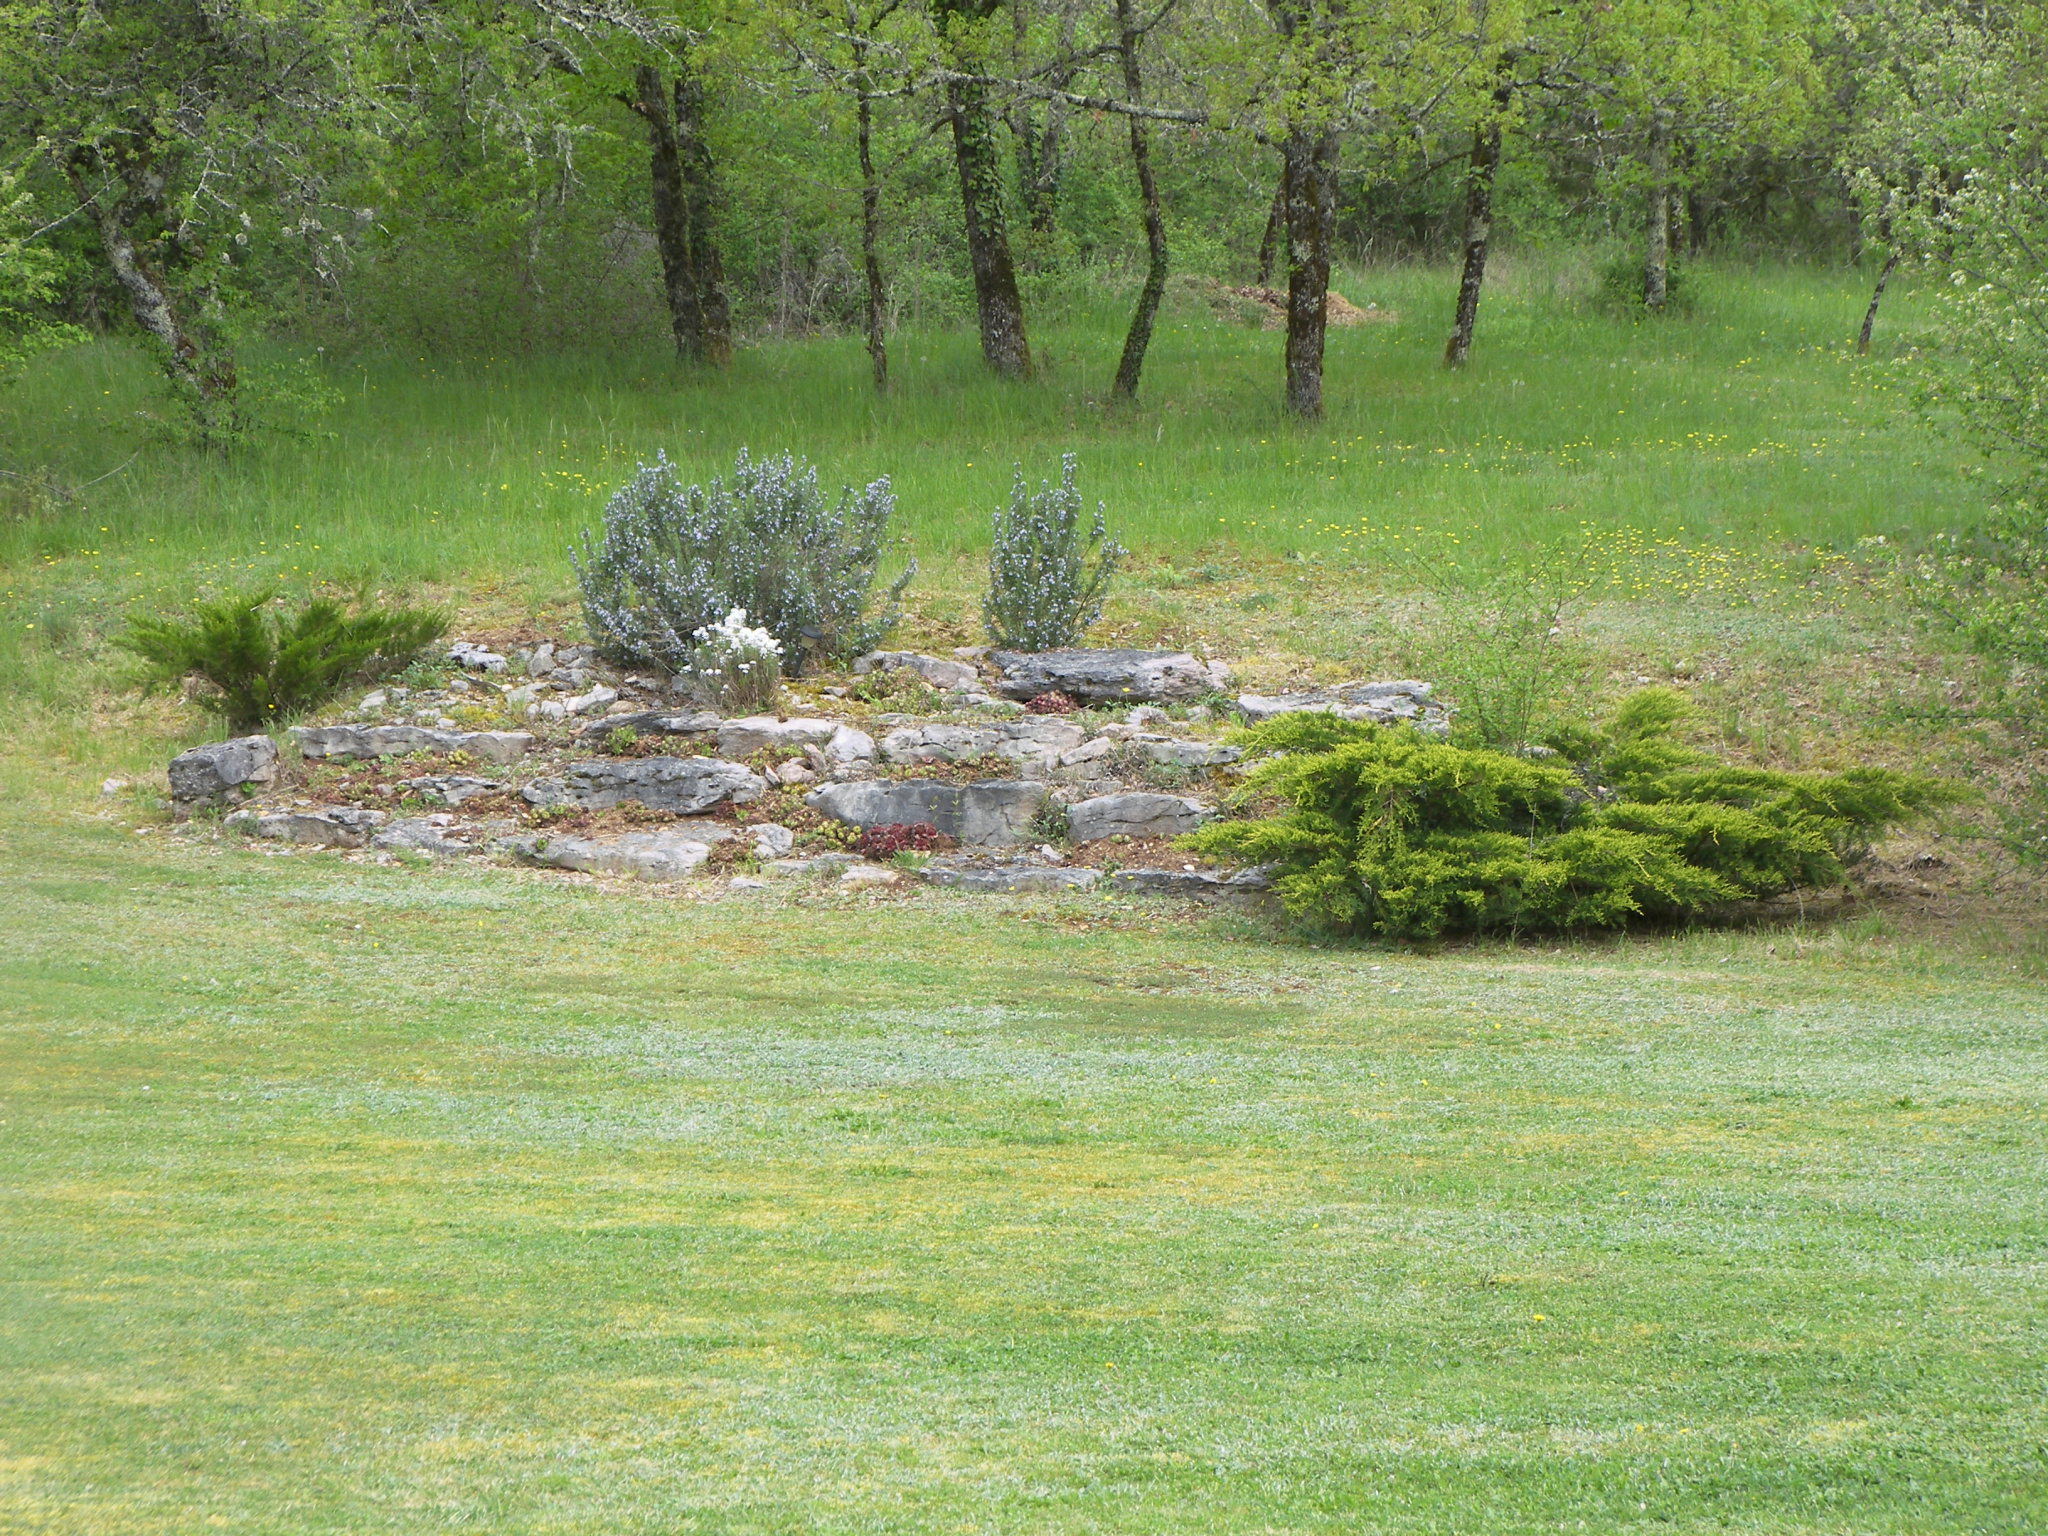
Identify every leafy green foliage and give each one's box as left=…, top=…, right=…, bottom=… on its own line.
left=119, top=590, right=446, bottom=730
left=1187, top=689, right=1955, bottom=937
left=984, top=454, right=1123, bottom=651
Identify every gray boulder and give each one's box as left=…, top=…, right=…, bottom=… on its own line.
left=805, top=778, right=1047, bottom=845
left=373, top=817, right=487, bottom=855
left=168, top=735, right=278, bottom=811
left=255, top=807, right=388, bottom=848
left=750, top=823, right=796, bottom=859
left=922, top=863, right=1101, bottom=893
left=561, top=756, right=765, bottom=813
left=400, top=774, right=502, bottom=807
left=716, top=715, right=840, bottom=759
left=576, top=709, right=720, bottom=741
left=879, top=717, right=1084, bottom=767
left=854, top=650, right=980, bottom=691
left=1236, top=680, right=1448, bottom=734
left=1133, top=736, right=1242, bottom=768
left=290, top=725, right=533, bottom=765
left=532, top=827, right=732, bottom=880
left=1103, top=866, right=1273, bottom=898
left=989, top=649, right=1227, bottom=704
left=1066, top=792, right=1212, bottom=843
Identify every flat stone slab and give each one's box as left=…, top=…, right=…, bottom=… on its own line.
left=556, top=756, right=765, bottom=813
left=533, top=827, right=733, bottom=880
left=1236, top=680, right=1448, bottom=733
left=253, top=807, right=388, bottom=848
left=879, top=717, right=1084, bottom=767
left=576, top=709, right=720, bottom=740
left=989, top=649, right=1227, bottom=704
left=923, top=863, right=1101, bottom=893
left=806, top=778, right=1047, bottom=845
left=169, top=735, right=278, bottom=809
left=1130, top=735, right=1242, bottom=768
left=716, top=716, right=841, bottom=759
left=291, top=725, right=534, bottom=764
left=372, top=817, right=500, bottom=855
left=854, top=650, right=980, bottom=691
left=400, top=774, right=503, bottom=807
left=1102, top=867, right=1274, bottom=898
left=1067, top=792, right=1212, bottom=843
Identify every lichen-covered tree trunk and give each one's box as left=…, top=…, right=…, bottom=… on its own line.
left=627, top=65, right=706, bottom=362
left=1110, top=0, right=1168, bottom=400
left=672, top=63, right=732, bottom=367
left=1443, top=120, right=1501, bottom=367
left=1858, top=248, right=1901, bottom=355
left=947, top=77, right=1032, bottom=377
left=1282, top=126, right=1338, bottom=418
left=853, top=24, right=888, bottom=391
left=1644, top=106, right=1672, bottom=312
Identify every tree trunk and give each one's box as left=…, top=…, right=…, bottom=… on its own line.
left=947, top=76, right=1032, bottom=377
left=69, top=155, right=233, bottom=411
left=1282, top=126, right=1337, bottom=418
left=1443, top=117, right=1501, bottom=368
left=1644, top=107, right=1671, bottom=312
left=672, top=64, right=732, bottom=366
left=853, top=24, right=888, bottom=392
left=1110, top=0, right=1168, bottom=401
left=1028, top=97, right=1066, bottom=234
left=1255, top=161, right=1288, bottom=286
left=627, top=66, right=705, bottom=361
left=1857, top=248, right=1900, bottom=356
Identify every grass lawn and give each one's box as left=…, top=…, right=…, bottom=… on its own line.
left=4, top=808, right=2045, bottom=1534
left=2, top=258, right=2043, bottom=1531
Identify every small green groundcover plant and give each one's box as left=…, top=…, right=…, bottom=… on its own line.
left=120, top=590, right=447, bottom=731
left=984, top=453, right=1123, bottom=651
left=1186, top=689, right=1956, bottom=938
left=574, top=448, right=912, bottom=674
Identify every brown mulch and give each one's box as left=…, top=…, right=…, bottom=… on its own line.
left=1060, top=836, right=1227, bottom=870
left=1229, top=285, right=1398, bottom=330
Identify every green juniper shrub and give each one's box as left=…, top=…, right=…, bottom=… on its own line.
left=119, top=590, right=447, bottom=732
left=1185, top=688, right=1955, bottom=938
left=984, top=454, right=1123, bottom=651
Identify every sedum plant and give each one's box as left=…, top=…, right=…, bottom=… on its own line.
left=680, top=607, right=783, bottom=714
left=984, top=453, right=1123, bottom=651
left=573, top=448, right=912, bottom=674
left=119, top=589, right=446, bottom=731
left=1187, top=688, right=1955, bottom=938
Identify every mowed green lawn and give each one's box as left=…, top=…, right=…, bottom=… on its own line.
left=4, top=806, right=2043, bottom=1534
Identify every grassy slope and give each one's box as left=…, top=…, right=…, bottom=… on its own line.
left=3, top=808, right=2044, bottom=1534
left=0, top=259, right=1982, bottom=595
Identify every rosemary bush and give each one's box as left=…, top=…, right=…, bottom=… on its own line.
left=1188, top=689, right=1955, bottom=938
left=573, top=448, right=912, bottom=674
left=983, top=454, right=1123, bottom=651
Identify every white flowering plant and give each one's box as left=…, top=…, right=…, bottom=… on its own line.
left=681, top=608, right=783, bottom=714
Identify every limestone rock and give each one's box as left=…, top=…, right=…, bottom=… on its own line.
left=168, top=735, right=279, bottom=811
left=716, top=716, right=839, bottom=759
left=577, top=709, right=720, bottom=741
left=373, top=817, right=484, bottom=855
left=255, top=807, right=388, bottom=848
left=1236, top=680, right=1448, bottom=734
left=1066, top=792, right=1212, bottom=843
left=826, top=724, right=875, bottom=763
left=533, top=827, right=731, bottom=880
left=448, top=641, right=508, bottom=673
left=879, top=717, right=1084, bottom=767
left=1102, top=866, right=1273, bottom=898
left=989, top=649, right=1225, bottom=704
left=839, top=863, right=903, bottom=888
left=560, top=756, right=765, bottom=813
left=751, top=823, right=796, bottom=860
left=400, top=774, right=502, bottom=807
left=290, top=725, right=533, bottom=765
left=1058, top=736, right=1113, bottom=767
left=805, top=778, right=1047, bottom=845
left=922, top=863, right=1101, bottom=893
left=853, top=650, right=980, bottom=691
left=563, top=684, right=618, bottom=716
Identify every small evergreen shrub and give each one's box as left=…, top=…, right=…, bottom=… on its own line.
left=678, top=608, right=783, bottom=714
left=120, top=590, right=447, bottom=731
left=573, top=447, right=913, bottom=674
left=1186, top=688, right=1955, bottom=938
left=984, top=454, right=1123, bottom=650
